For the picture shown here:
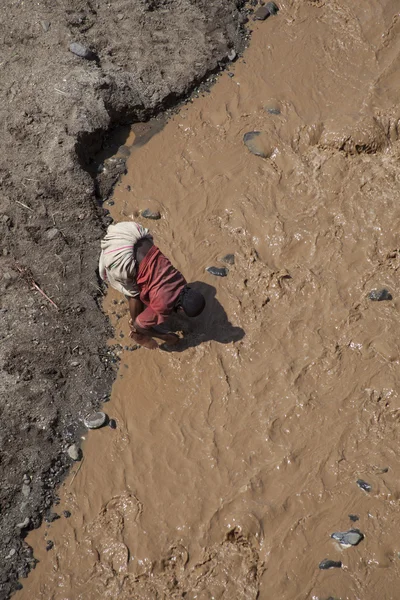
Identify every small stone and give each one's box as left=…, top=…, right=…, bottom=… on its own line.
left=357, top=479, right=372, bottom=492
left=69, top=42, right=96, bottom=60
left=349, top=514, right=359, bottom=522
left=265, top=99, right=281, bottom=115
left=83, top=411, right=107, bottom=429
left=45, top=227, right=60, bottom=240
left=206, top=266, right=229, bottom=277
left=16, top=517, right=30, bottom=530
left=108, top=200, right=115, bottom=206
left=141, top=208, right=161, bottom=220
left=44, top=512, right=60, bottom=523
left=21, top=484, right=31, bottom=498
left=253, top=2, right=279, bottom=20
left=67, top=444, right=81, bottom=461
left=228, top=49, right=237, bottom=61
left=108, top=419, right=117, bottom=429
left=126, top=185, right=131, bottom=192
left=22, top=474, right=30, bottom=484
left=221, top=253, right=235, bottom=265
left=319, top=559, right=342, bottom=570
left=243, top=131, right=273, bottom=158
left=46, top=540, right=54, bottom=551
left=6, top=549, right=16, bottom=559
left=228, top=72, right=234, bottom=78
left=331, top=528, right=364, bottom=547
left=63, top=510, right=71, bottom=518
left=368, top=288, right=392, bottom=301
left=40, top=20, right=50, bottom=32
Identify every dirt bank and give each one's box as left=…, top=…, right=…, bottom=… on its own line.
left=0, top=1, right=248, bottom=597
left=13, top=0, right=400, bottom=599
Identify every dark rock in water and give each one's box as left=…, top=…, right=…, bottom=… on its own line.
left=253, top=2, right=278, bottom=20
left=266, top=2, right=279, bottom=15
left=63, top=510, right=71, bottom=518
left=368, top=288, right=392, bottom=301
left=69, top=42, right=97, bottom=61
left=349, top=514, right=359, bottom=522
left=265, top=100, right=281, bottom=115
left=319, top=559, right=342, bottom=570
left=331, top=528, right=364, bottom=547
left=44, top=512, right=60, bottom=523
left=228, top=72, right=235, bottom=78
left=206, top=266, right=229, bottom=277
left=243, top=131, right=272, bottom=158
left=141, top=208, right=161, bottom=220
left=221, top=253, right=235, bottom=265
left=84, top=411, right=107, bottom=429
left=109, top=419, right=117, bottom=429
left=357, top=479, right=372, bottom=492
left=46, top=540, right=54, bottom=551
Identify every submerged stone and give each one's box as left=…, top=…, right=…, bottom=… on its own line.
left=83, top=411, right=107, bottom=429
left=221, top=253, right=235, bottom=265
left=141, top=208, right=161, bottom=220
left=368, top=288, right=392, bottom=301
left=108, top=418, right=117, bottom=429
left=243, top=131, right=272, bottom=158
left=357, top=479, right=372, bottom=492
left=319, top=559, right=342, bottom=570
left=253, top=2, right=279, bottom=20
left=206, top=266, right=229, bottom=277
left=331, top=528, right=364, bottom=547
left=349, top=514, right=359, bottom=522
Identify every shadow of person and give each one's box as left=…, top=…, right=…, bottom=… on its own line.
left=160, top=281, right=245, bottom=352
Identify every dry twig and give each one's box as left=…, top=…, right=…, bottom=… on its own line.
left=15, top=264, right=59, bottom=310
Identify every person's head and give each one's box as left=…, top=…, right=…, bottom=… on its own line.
left=176, top=285, right=205, bottom=317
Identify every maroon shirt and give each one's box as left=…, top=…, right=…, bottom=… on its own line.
left=135, top=245, right=186, bottom=329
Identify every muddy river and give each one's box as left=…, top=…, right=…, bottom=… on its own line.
left=16, top=1, right=400, bottom=598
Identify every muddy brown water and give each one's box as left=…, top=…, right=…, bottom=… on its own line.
left=16, top=2, right=400, bottom=599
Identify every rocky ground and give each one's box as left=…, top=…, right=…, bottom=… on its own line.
left=0, top=0, right=252, bottom=597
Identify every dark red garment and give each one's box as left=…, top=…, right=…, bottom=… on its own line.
left=135, top=245, right=186, bottom=329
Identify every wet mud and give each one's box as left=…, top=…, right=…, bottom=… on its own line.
left=16, top=1, right=400, bottom=599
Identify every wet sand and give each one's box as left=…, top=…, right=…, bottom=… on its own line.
left=16, top=1, right=400, bottom=598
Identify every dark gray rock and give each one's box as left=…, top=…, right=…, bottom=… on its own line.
left=253, top=2, right=278, bottom=20
left=368, top=288, right=392, bottom=301
left=45, top=540, right=54, bottom=551
left=69, top=42, right=97, bottom=61
left=319, top=559, right=342, bottom=570
left=331, top=528, right=364, bottom=547
left=357, top=479, right=372, bottom=492
left=40, top=21, right=50, bottom=32
left=141, top=208, right=161, bottom=220
left=108, top=418, right=117, bottom=429
left=206, top=266, right=229, bottom=277
left=63, top=510, right=71, bottom=518
left=221, top=253, right=235, bottom=265
left=349, top=514, right=359, bottom=522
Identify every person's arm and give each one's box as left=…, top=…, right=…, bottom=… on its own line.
left=127, top=296, right=144, bottom=330
left=133, top=306, right=179, bottom=344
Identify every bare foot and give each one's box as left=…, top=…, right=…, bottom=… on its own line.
left=130, top=331, right=158, bottom=350
left=163, top=333, right=180, bottom=346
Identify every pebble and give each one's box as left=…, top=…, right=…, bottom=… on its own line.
left=141, top=208, right=161, bottom=220
left=319, top=559, right=342, bottom=570
left=206, top=266, right=229, bottom=277
left=63, top=510, right=71, bottom=518
left=44, top=512, right=60, bottom=523
left=108, top=419, right=117, bottom=429
left=357, top=479, right=372, bottom=492
left=331, top=528, right=364, bottom=547
left=40, top=20, right=51, bottom=32
left=228, top=49, right=237, bottom=61
left=22, top=474, right=30, bottom=484
left=6, top=549, right=16, bottom=559
left=83, top=411, right=107, bottom=429
left=69, top=42, right=96, bottom=60
left=21, top=484, right=31, bottom=498
left=349, top=514, right=359, bottom=522
left=46, top=540, right=54, bottom=551
left=16, top=517, right=30, bottom=530
left=67, top=444, right=81, bottom=461
left=243, top=131, right=272, bottom=158
left=253, top=2, right=279, bottom=20
left=221, top=253, right=235, bottom=265
left=368, top=288, right=392, bottom=301
left=265, top=99, right=281, bottom=115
